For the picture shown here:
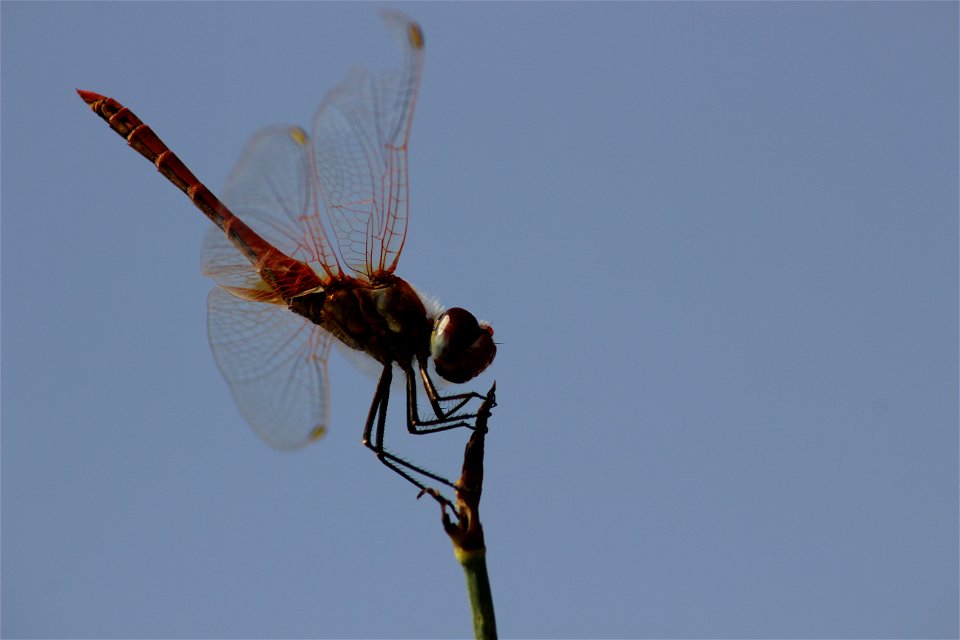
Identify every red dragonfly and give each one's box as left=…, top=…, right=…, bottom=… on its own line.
left=78, top=13, right=496, bottom=505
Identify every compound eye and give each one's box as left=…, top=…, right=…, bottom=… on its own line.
left=430, top=307, right=497, bottom=384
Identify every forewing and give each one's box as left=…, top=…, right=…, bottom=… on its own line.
left=207, top=287, right=332, bottom=450
left=311, top=12, right=424, bottom=277
left=202, top=127, right=341, bottom=292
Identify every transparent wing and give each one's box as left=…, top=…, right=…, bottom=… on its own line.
left=311, top=12, right=424, bottom=277
left=207, top=287, right=332, bottom=450
left=201, top=225, right=280, bottom=303
left=202, top=126, right=341, bottom=293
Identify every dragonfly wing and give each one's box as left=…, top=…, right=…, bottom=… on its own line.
left=203, top=126, right=341, bottom=289
left=207, top=287, right=332, bottom=450
left=310, top=12, right=424, bottom=278
left=201, top=225, right=280, bottom=302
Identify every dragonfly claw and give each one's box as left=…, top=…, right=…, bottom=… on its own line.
left=418, top=487, right=459, bottom=518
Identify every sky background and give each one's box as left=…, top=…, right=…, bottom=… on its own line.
left=2, top=2, right=957, bottom=638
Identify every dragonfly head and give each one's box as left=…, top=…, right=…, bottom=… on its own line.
left=430, top=307, right=496, bottom=384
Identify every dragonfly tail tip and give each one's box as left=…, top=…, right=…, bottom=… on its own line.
left=76, top=89, right=103, bottom=105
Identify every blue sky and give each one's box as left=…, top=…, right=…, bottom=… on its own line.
left=2, top=2, right=957, bottom=638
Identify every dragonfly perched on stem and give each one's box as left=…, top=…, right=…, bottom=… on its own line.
left=78, top=12, right=496, bottom=511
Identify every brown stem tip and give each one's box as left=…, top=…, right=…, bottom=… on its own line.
left=442, top=382, right=496, bottom=554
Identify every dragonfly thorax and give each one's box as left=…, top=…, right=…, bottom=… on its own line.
left=288, top=274, right=433, bottom=367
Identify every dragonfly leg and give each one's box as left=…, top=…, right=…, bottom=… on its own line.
left=362, top=364, right=459, bottom=509
left=403, top=361, right=492, bottom=435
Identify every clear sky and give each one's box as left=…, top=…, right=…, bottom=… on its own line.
left=2, top=2, right=957, bottom=638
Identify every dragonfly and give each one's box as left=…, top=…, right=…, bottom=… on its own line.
left=78, top=12, right=496, bottom=506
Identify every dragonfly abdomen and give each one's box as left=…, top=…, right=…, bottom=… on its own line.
left=78, top=89, right=324, bottom=299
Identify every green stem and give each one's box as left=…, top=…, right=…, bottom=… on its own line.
left=457, top=548, right=497, bottom=639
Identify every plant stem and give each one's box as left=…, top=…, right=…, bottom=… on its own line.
left=457, top=546, right=497, bottom=639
